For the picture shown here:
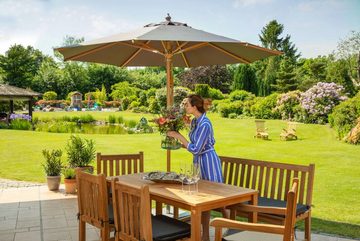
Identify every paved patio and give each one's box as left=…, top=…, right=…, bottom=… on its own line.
left=0, top=183, right=356, bottom=241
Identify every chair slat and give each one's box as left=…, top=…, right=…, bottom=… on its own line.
left=299, top=171, right=306, bottom=204
left=258, top=165, right=265, bottom=196
left=109, top=160, right=114, bottom=177
left=245, top=164, right=252, bottom=188
left=233, top=162, right=240, bottom=186
left=270, top=168, right=278, bottom=199
left=277, top=168, right=285, bottom=200
left=264, top=167, right=271, bottom=197
left=284, top=169, right=292, bottom=201
left=228, top=162, right=234, bottom=185
left=251, top=165, right=258, bottom=190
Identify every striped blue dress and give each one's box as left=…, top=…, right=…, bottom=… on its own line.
left=187, top=113, right=223, bottom=183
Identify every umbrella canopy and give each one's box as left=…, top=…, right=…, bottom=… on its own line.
left=55, top=14, right=281, bottom=107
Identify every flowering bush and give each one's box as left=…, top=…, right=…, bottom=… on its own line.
left=300, top=82, right=348, bottom=124
left=275, top=91, right=302, bottom=121
left=152, top=105, right=189, bottom=150
left=152, top=106, right=188, bottom=134
left=10, top=113, right=32, bottom=121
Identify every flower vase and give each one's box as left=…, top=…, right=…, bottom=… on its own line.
left=161, top=135, right=182, bottom=150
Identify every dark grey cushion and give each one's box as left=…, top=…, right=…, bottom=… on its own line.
left=152, top=215, right=191, bottom=241
left=245, top=197, right=309, bottom=216
left=108, top=204, right=114, bottom=224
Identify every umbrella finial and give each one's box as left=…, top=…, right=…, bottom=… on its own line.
left=165, top=13, right=171, bottom=22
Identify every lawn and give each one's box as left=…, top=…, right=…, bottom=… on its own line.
left=1, top=111, right=359, bottom=238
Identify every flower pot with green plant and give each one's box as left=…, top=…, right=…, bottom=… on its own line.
left=62, top=168, right=77, bottom=194
left=42, top=149, right=63, bottom=191
left=66, top=135, right=96, bottom=173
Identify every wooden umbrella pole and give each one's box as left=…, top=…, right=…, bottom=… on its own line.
left=165, top=54, right=174, bottom=172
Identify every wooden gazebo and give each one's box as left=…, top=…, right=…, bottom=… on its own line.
left=0, top=84, right=42, bottom=120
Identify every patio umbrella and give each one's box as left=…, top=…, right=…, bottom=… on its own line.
left=55, top=14, right=281, bottom=171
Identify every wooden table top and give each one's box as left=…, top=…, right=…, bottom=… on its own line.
left=111, top=173, right=258, bottom=208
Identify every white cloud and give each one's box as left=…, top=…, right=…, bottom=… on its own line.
left=233, top=0, right=273, bottom=7
left=0, top=0, right=137, bottom=56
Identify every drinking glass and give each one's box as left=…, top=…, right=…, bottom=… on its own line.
left=192, top=163, right=201, bottom=193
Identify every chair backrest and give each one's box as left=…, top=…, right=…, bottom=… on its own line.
left=255, top=120, right=266, bottom=132
left=220, top=156, right=315, bottom=206
left=76, top=169, right=109, bottom=228
left=283, top=179, right=299, bottom=241
left=97, top=152, right=144, bottom=177
left=286, top=122, right=297, bottom=133
left=111, top=180, right=152, bottom=241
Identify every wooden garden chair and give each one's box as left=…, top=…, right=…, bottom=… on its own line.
left=254, top=120, right=269, bottom=140
left=280, top=122, right=297, bottom=141
left=211, top=179, right=300, bottom=241
left=111, top=179, right=191, bottom=241
left=76, top=169, right=115, bottom=241
left=97, top=152, right=144, bottom=177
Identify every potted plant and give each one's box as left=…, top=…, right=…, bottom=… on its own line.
left=66, top=135, right=96, bottom=173
left=42, top=149, right=63, bottom=191
left=62, top=168, right=77, bottom=194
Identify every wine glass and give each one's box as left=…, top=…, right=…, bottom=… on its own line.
left=191, top=163, right=201, bottom=193
left=179, top=162, right=188, bottom=192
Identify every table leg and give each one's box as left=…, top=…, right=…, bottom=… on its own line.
left=191, top=208, right=202, bottom=241
left=248, top=192, right=258, bottom=223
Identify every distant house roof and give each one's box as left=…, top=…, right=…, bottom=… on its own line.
left=0, top=84, right=42, bottom=100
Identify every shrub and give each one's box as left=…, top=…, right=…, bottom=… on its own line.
left=300, top=82, right=348, bottom=124
left=229, top=90, right=255, bottom=102
left=275, top=91, right=302, bottom=121
left=228, top=113, right=238, bottom=119
left=329, top=93, right=360, bottom=139
left=209, top=88, right=224, bottom=100
left=217, top=101, right=243, bottom=118
left=148, top=97, right=161, bottom=114
left=155, top=87, right=191, bottom=110
left=43, top=91, right=58, bottom=101
left=42, top=149, right=63, bottom=176
left=126, top=120, right=138, bottom=128
left=251, top=93, right=280, bottom=119
left=79, top=114, right=95, bottom=123
left=66, top=135, right=96, bottom=167
left=108, top=115, right=116, bottom=124
left=117, top=116, right=125, bottom=124
left=195, top=84, right=211, bottom=98
left=9, top=119, right=32, bottom=130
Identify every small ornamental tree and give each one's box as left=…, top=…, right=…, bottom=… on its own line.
left=300, top=82, right=348, bottom=124
left=43, top=91, right=58, bottom=101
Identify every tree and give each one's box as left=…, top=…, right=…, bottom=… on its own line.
left=336, top=31, right=360, bottom=86
left=179, top=65, right=231, bottom=93
left=326, top=58, right=355, bottom=96
left=32, top=57, right=64, bottom=96
left=232, top=64, right=257, bottom=94
left=272, top=58, right=298, bottom=93
left=54, top=35, right=85, bottom=62
left=110, top=81, right=139, bottom=100
left=87, top=64, right=130, bottom=93
left=0, top=44, right=48, bottom=89
left=297, top=57, right=328, bottom=91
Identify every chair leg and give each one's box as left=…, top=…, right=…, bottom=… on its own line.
left=305, top=215, right=311, bottom=241
left=79, top=219, right=86, bottom=241
left=101, top=225, right=110, bottom=241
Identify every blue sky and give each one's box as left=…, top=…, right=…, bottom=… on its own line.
left=0, top=0, right=359, bottom=58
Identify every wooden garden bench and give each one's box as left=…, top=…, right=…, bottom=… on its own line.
left=220, top=156, right=315, bottom=241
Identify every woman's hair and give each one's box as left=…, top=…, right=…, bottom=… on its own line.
left=188, top=94, right=206, bottom=113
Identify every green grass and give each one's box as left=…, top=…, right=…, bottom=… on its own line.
left=1, top=111, right=359, bottom=238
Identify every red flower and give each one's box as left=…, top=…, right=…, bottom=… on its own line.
left=158, top=117, right=167, bottom=125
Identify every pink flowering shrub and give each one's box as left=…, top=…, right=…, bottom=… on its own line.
left=275, top=91, right=302, bottom=121
left=300, top=82, right=348, bottom=124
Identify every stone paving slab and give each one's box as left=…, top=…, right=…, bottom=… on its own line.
left=0, top=184, right=358, bottom=241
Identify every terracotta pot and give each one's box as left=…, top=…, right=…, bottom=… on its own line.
left=46, top=176, right=61, bottom=191
left=64, top=178, right=77, bottom=194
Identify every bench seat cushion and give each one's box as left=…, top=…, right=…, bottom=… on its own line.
left=246, top=197, right=309, bottom=216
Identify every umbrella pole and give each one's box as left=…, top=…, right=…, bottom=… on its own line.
left=166, top=54, right=174, bottom=172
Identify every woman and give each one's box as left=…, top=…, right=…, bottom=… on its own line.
left=167, top=94, right=223, bottom=241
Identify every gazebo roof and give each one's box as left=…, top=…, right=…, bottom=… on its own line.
left=0, top=84, right=42, bottom=100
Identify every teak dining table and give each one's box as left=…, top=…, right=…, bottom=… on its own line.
left=110, top=173, right=258, bottom=241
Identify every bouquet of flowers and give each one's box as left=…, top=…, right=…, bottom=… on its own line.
left=152, top=106, right=190, bottom=150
